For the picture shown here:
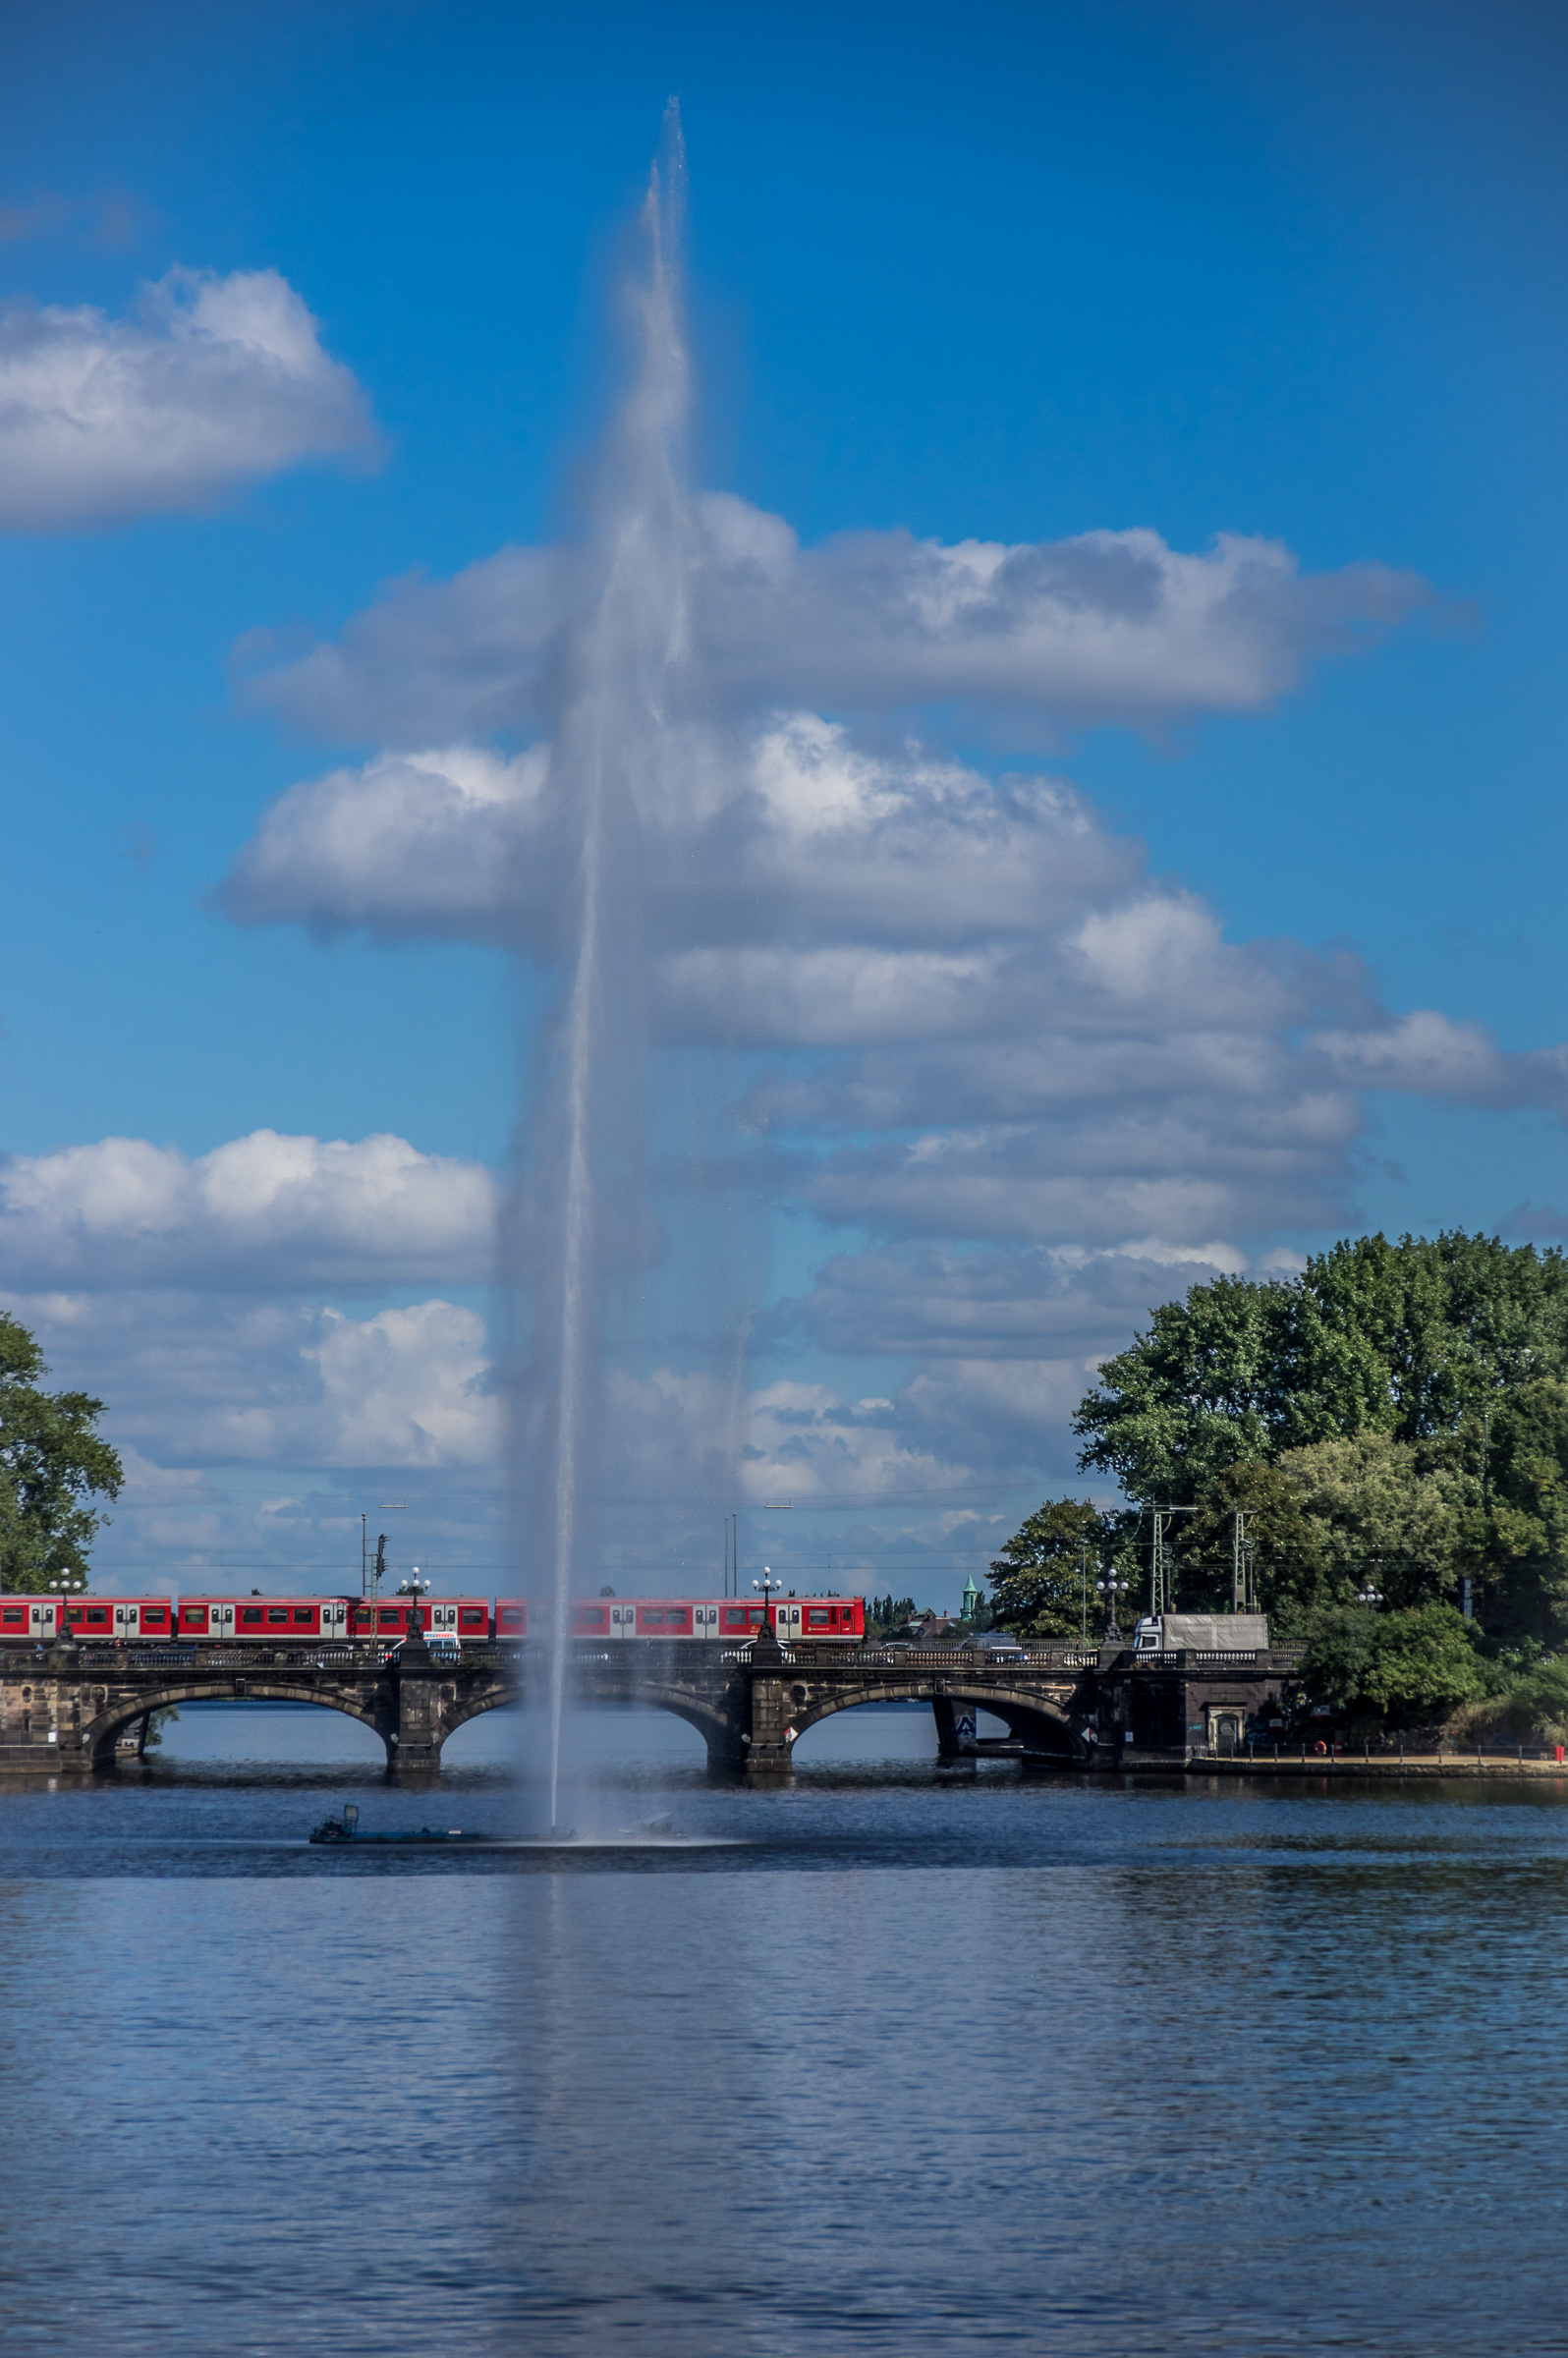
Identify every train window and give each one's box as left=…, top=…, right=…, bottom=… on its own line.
left=572, top=1607, right=608, bottom=1630
left=807, top=1610, right=829, bottom=1628
left=181, top=1609, right=204, bottom=1627
left=640, top=1608, right=664, bottom=1628
left=86, top=1608, right=109, bottom=1625
left=378, top=1609, right=402, bottom=1629
left=241, top=1609, right=263, bottom=1626
left=460, top=1608, right=485, bottom=1628
left=143, top=1609, right=167, bottom=1625
left=666, top=1610, right=690, bottom=1630
left=293, top=1609, right=313, bottom=1626
left=721, top=1609, right=748, bottom=1630
left=267, top=1608, right=289, bottom=1626
left=1, top=1607, right=22, bottom=1624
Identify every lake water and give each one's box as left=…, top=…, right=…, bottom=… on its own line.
left=1, top=1699, right=1564, bottom=2355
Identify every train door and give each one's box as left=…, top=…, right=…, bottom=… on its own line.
left=775, top=1602, right=803, bottom=1642
left=692, top=1604, right=719, bottom=1640
left=209, top=1602, right=237, bottom=1640
left=113, top=1603, right=140, bottom=1639
left=320, top=1600, right=349, bottom=1639
left=28, top=1601, right=56, bottom=1640
left=610, top=1604, right=637, bottom=1641
left=428, top=1602, right=459, bottom=1638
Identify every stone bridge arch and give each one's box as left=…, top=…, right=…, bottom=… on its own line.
left=81, top=1681, right=395, bottom=1770
left=777, top=1674, right=1082, bottom=1766
left=484, top=1671, right=747, bottom=1771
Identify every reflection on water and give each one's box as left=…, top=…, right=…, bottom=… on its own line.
left=0, top=1705, right=1564, bottom=2354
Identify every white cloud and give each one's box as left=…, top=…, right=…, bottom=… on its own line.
left=0, top=1130, right=495, bottom=1292
left=215, top=746, right=551, bottom=944
left=198, top=466, right=1568, bottom=1526
left=1311, top=1011, right=1568, bottom=1115
left=0, top=266, right=378, bottom=529
left=241, top=493, right=1431, bottom=742
left=2, top=1286, right=497, bottom=1471
left=214, top=724, right=1568, bottom=1271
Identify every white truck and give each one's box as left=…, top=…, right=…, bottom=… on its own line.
left=1132, top=1612, right=1269, bottom=1656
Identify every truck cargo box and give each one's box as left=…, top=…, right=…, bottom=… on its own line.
left=1133, top=1613, right=1269, bottom=1655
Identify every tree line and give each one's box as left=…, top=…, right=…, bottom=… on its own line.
left=988, top=1233, right=1568, bottom=1740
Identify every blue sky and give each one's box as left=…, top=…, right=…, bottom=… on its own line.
left=1, top=0, right=1565, bottom=1600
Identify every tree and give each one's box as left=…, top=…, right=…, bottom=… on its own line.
left=1299, top=1602, right=1484, bottom=1727
left=1178, top=1461, right=1334, bottom=1633
left=1073, top=1231, right=1568, bottom=1506
left=0, top=1314, right=123, bottom=1592
left=1469, top=1377, right=1568, bottom=1646
left=1274, top=1431, right=1467, bottom=1613
left=988, top=1498, right=1115, bottom=1639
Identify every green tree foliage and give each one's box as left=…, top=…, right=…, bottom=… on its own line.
left=1072, top=1231, right=1568, bottom=1649
left=1176, top=1460, right=1333, bottom=1633
left=1470, top=1378, right=1568, bottom=1643
left=865, top=1595, right=916, bottom=1640
left=1298, top=1602, right=1485, bottom=1726
left=987, top=1497, right=1116, bottom=1639
left=1276, top=1431, right=1467, bottom=1610
left=0, top=1314, right=123, bottom=1593
left=1074, top=1232, right=1568, bottom=1504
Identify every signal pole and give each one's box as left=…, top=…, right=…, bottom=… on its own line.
left=1232, top=1510, right=1256, bottom=1612
left=1148, top=1505, right=1198, bottom=1616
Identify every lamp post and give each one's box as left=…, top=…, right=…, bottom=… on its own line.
left=396, top=1570, right=432, bottom=1642
left=1095, top=1575, right=1130, bottom=1638
left=1356, top=1583, right=1383, bottom=1607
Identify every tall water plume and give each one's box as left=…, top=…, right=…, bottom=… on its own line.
left=513, top=107, right=693, bottom=1830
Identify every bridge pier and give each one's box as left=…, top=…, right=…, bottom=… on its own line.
left=931, top=1695, right=980, bottom=1759
left=743, top=1670, right=795, bottom=1776
left=741, top=1624, right=796, bottom=1776
left=387, top=1636, right=445, bottom=1776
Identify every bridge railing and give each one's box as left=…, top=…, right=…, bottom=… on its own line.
left=706, top=1642, right=1102, bottom=1672
left=45, top=1645, right=528, bottom=1675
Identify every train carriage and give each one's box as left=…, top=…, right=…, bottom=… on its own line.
left=177, top=1596, right=354, bottom=1643
left=1, top=1598, right=179, bottom=1645
left=540, top=1597, right=865, bottom=1641
left=714, top=1599, right=864, bottom=1642
left=348, top=1597, right=491, bottom=1644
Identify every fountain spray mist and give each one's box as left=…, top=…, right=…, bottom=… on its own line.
left=520, top=107, right=692, bottom=1832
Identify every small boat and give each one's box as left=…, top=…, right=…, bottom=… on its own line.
left=308, top=1804, right=485, bottom=1846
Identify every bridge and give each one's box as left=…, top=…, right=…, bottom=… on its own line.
left=0, top=1623, right=1302, bottom=1778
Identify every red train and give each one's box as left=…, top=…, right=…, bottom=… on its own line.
left=0, top=1593, right=865, bottom=1646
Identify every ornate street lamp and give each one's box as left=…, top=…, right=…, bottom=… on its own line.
left=396, top=1569, right=432, bottom=1640
left=1095, top=1574, right=1130, bottom=1638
